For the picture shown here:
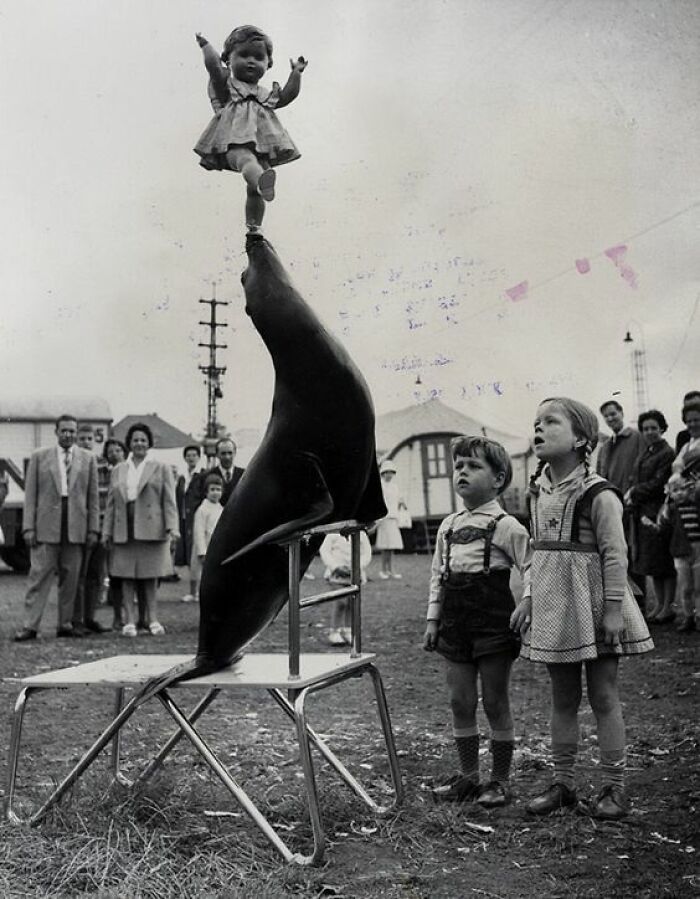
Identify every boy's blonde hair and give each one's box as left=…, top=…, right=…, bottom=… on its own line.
left=450, top=435, right=513, bottom=494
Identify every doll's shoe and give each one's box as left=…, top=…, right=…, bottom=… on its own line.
left=121, top=623, right=137, bottom=638
left=589, top=784, right=629, bottom=820
left=328, top=629, right=345, bottom=646
left=432, top=774, right=481, bottom=803
left=527, top=782, right=577, bottom=815
left=477, top=780, right=511, bottom=809
left=676, top=617, right=696, bottom=633
left=258, top=169, right=276, bottom=201
left=149, top=621, right=165, bottom=636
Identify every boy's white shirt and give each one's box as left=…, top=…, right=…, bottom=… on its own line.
left=427, top=499, right=532, bottom=621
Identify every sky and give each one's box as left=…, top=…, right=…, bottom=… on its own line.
left=1, top=0, right=698, bottom=446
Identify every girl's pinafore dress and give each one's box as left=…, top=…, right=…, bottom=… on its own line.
left=194, top=76, right=300, bottom=172
left=436, top=515, right=521, bottom=663
left=521, top=473, right=653, bottom=664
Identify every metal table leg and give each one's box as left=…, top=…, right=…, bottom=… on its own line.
left=4, top=687, right=36, bottom=823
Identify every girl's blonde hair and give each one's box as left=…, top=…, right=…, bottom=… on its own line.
left=529, top=396, right=599, bottom=493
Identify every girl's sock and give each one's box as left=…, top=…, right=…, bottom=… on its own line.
left=490, top=728, right=515, bottom=783
left=600, top=748, right=626, bottom=789
left=551, top=742, right=578, bottom=789
left=453, top=725, right=479, bottom=781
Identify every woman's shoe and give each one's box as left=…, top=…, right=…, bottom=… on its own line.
left=654, top=612, right=676, bottom=625
left=149, top=622, right=165, bottom=636
left=527, top=782, right=577, bottom=815
left=121, top=623, right=137, bottom=638
left=676, top=617, right=696, bottom=633
left=590, top=784, right=629, bottom=820
left=477, top=780, right=511, bottom=809
left=432, top=774, right=481, bottom=803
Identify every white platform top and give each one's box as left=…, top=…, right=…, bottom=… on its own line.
left=7, top=653, right=376, bottom=690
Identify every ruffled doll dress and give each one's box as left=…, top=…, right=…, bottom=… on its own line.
left=194, top=76, right=300, bottom=171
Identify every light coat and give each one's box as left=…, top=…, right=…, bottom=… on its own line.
left=23, top=446, right=99, bottom=544
left=103, top=460, right=178, bottom=543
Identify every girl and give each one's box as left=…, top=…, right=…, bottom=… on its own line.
left=194, top=26, right=307, bottom=232
left=320, top=530, right=373, bottom=646
left=375, top=460, right=405, bottom=579
left=425, top=437, right=532, bottom=808
left=191, top=473, right=224, bottom=594
left=512, top=398, right=653, bottom=819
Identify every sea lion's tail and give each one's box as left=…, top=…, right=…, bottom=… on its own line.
left=131, top=658, right=215, bottom=709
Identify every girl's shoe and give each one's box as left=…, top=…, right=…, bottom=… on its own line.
left=121, top=623, right=137, bottom=638
left=149, top=622, right=165, bottom=636
left=327, top=629, right=345, bottom=646
left=477, top=780, right=511, bottom=809
left=378, top=571, right=390, bottom=580
left=340, top=627, right=352, bottom=644
left=258, top=169, right=276, bottom=201
left=590, top=784, right=629, bottom=820
left=527, top=782, right=577, bottom=815
left=432, top=774, right=481, bottom=803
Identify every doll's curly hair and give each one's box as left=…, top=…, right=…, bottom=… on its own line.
left=221, top=25, right=273, bottom=67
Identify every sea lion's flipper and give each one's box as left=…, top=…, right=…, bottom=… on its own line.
left=221, top=453, right=334, bottom=566
left=353, top=461, right=388, bottom=523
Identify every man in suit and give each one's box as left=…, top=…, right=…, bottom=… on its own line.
left=212, top=438, right=245, bottom=506
left=14, top=414, right=99, bottom=641
left=175, top=444, right=205, bottom=601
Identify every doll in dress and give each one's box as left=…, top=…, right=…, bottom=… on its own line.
left=194, top=26, right=307, bottom=232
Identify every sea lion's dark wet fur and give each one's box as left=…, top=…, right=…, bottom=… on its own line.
left=136, top=236, right=386, bottom=700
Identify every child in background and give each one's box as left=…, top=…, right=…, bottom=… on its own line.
left=194, top=26, right=307, bottom=233
left=424, top=437, right=532, bottom=809
left=320, top=531, right=372, bottom=646
left=512, top=397, right=653, bottom=820
left=376, top=459, right=405, bottom=579
left=190, top=474, right=224, bottom=594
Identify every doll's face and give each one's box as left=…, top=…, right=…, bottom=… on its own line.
left=230, top=38, right=270, bottom=84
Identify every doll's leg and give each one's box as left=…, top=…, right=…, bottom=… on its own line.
left=225, top=149, right=275, bottom=228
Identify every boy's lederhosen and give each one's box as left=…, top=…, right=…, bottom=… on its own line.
left=436, top=514, right=520, bottom=663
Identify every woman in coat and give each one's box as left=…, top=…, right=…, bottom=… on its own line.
left=102, top=423, right=179, bottom=636
left=625, top=410, right=676, bottom=622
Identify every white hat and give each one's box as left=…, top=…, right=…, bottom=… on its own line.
left=380, top=459, right=397, bottom=474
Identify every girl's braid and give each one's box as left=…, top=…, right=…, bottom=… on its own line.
left=528, top=459, right=546, bottom=496
left=583, top=442, right=592, bottom=478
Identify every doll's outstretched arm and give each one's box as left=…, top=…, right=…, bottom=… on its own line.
left=275, top=56, right=308, bottom=109
left=196, top=33, right=228, bottom=93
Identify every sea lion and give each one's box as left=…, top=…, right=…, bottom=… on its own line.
left=137, top=235, right=386, bottom=699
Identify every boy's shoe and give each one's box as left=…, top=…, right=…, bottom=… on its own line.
left=526, top=782, right=577, bottom=815
left=149, top=621, right=165, bottom=636
left=328, top=629, right=345, bottom=646
left=432, top=774, right=481, bottom=803
left=121, top=623, right=137, bottom=638
left=258, top=169, right=276, bottom=201
left=589, top=784, right=629, bottom=820
left=676, top=617, right=696, bottom=633
left=477, top=780, right=511, bottom=809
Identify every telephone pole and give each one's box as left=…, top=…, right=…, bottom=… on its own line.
left=623, top=327, right=650, bottom=421
left=198, top=284, right=229, bottom=464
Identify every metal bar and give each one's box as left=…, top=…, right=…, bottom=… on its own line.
left=288, top=538, right=301, bottom=679
left=365, top=664, right=404, bottom=807
left=111, top=688, right=132, bottom=787
left=275, top=519, right=366, bottom=545
left=4, top=687, right=34, bottom=823
left=350, top=530, right=362, bottom=656
left=20, top=690, right=144, bottom=826
left=132, top=688, right=220, bottom=787
left=156, top=690, right=311, bottom=865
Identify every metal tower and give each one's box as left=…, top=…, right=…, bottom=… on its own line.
left=198, top=285, right=229, bottom=461
left=623, top=330, right=650, bottom=419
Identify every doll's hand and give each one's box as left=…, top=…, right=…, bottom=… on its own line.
left=195, top=32, right=208, bottom=47
left=290, top=56, right=308, bottom=73
left=601, top=603, right=623, bottom=647
left=423, top=620, right=439, bottom=652
left=510, top=597, right=532, bottom=637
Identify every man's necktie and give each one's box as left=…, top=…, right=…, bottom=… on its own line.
left=64, top=450, right=72, bottom=482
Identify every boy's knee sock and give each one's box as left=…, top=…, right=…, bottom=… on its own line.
left=453, top=725, right=479, bottom=781
left=551, top=742, right=578, bottom=789
left=490, top=728, right=515, bottom=783
left=600, top=748, right=626, bottom=789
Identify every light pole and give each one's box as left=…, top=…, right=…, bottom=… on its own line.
left=198, top=284, right=229, bottom=466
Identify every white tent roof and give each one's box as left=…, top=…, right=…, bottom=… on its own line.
left=0, top=395, right=112, bottom=422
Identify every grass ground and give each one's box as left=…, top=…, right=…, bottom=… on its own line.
left=0, top=554, right=698, bottom=898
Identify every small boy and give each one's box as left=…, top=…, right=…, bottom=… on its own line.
left=190, top=473, right=224, bottom=594
left=424, top=436, right=532, bottom=808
